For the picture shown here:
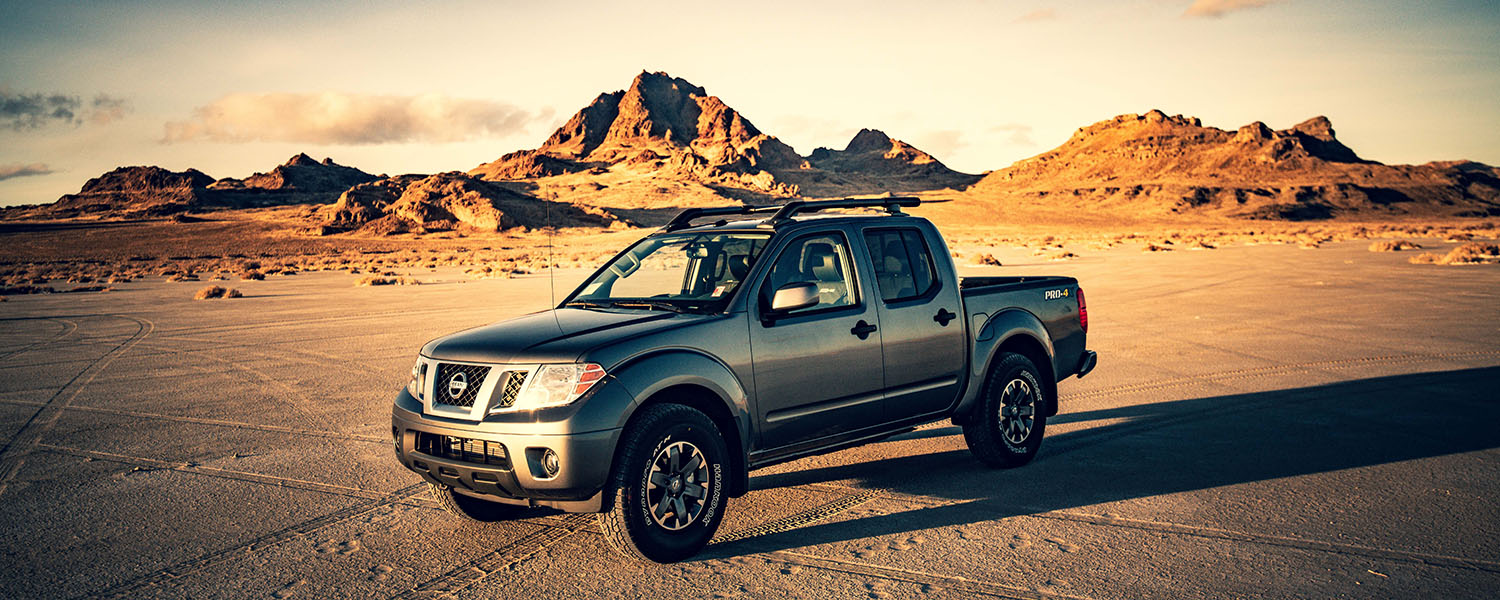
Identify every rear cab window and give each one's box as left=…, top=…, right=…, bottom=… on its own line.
left=863, top=228, right=938, bottom=303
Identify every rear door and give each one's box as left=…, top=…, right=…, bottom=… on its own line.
left=860, top=226, right=966, bottom=420
left=748, top=228, right=886, bottom=450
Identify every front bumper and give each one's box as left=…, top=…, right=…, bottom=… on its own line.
left=392, top=401, right=619, bottom=512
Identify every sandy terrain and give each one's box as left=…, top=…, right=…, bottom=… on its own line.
left=1, top=233, right=1498, bottom=599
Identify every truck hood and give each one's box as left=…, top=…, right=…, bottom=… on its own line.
left=421, top=308, right=687, bottom=364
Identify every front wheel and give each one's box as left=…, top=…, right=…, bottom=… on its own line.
left=963, top=352, right=1048, bottom=468
left=598, top=404, right=730, bottom=563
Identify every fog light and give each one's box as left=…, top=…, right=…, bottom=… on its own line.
left=542, top=449, right=560, bottom=478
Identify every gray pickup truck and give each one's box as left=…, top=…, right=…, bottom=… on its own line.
left=392, top=197, right=1096, bottom=562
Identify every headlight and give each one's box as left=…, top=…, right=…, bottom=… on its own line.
left=499, top=363, right=606, bottom=412
left=407, top=359, right=427, bottom=400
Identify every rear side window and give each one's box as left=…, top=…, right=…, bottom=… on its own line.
left=864, top=229, right=937, bottom=302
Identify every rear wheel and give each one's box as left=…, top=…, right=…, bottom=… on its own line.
left=963, top=352, right=1048, bottom=468
left=598, top=404, right=729, bottom=563
left=429, top=483, right=523, bottom=522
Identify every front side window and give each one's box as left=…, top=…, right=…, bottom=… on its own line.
left=762, top=233, right=858, bottom=314
left=568, top=232, right=770, bottom=312
left=865, top=229, right=936, bottom=302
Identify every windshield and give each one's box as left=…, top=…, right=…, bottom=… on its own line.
left=565, top=232, right=771, bottom=313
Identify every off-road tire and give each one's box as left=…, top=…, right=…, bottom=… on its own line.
left=963, top=352, right=1048, bottom=468
left=428, top=482, right=522, bottom=522
left=598, top=403, right=730, bottom=563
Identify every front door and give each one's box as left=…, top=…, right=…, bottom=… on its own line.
left=748, top=229, right=885, bottom=450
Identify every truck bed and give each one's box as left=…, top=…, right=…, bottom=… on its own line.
left=959, top=275, right=1074, bottom=292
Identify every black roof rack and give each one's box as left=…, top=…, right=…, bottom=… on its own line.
left=661, top=197, right=920, bottom=232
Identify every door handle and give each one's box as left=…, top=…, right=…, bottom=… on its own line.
left=934, top=308, right=956, bottom=326
left=850, top=320, right=878, bottom=340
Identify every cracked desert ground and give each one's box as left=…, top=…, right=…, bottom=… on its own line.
left=2, top=231, right=1498, bottom=599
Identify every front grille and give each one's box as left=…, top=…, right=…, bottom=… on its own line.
left=433, top=363, right=490, bottom=408
left=496, top=370, right=529, bottom=409
left=413, top=431, right=510, bottom=468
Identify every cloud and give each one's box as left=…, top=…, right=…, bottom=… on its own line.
left=1183, top=0, right=1278, bottom=18
left=0, top=163, right=54, bottom=182
left=0, top=91, right=130, bottom=130
left=912, top=130, right=964, bottom=159
left=163, top=92, right=537, bottom=145
left=989, top=123, right=1036, bottom=146
left=1014, top=8, right=1057, bottom=23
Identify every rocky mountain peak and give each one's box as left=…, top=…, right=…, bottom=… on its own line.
left=1290, top=116, right=1336, bottom=142
left=285, top=153, right=320, bottom=167
left=844, top=129, right=893, bottom=154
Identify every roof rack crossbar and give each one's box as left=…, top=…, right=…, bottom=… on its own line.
left=767, top=197, right=920, bottom=225
left=661, top=204, right=785, bottom=232
left=661, top=197, right=922, bottom=232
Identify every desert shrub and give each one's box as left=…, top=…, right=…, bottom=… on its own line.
left=356, top=276, right=418, bottom=286
left=1408, top=253, right=1441, bottom=265
left=226, top=288, right=243, bottom=298
left=166, top=273, right=198, bottom=282
left=1441, top=243, right=1500, bottom=264
left=1369, top=240, right=1421, bottom=252
left=1143, top=244, right=1172, bottom=252
left=979, top=253, right=1003, bottom=266
left=239, top=270, right=265, bottom=281
left=195, top=285, right=228, bottom=299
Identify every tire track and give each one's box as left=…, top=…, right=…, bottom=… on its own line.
left=85, top=482, right=427, bottom=600
left=1068, top=349, right=1500, bottom=401
left=0, top=398, right=386, bottom=444
left=711, top=491, right=881, bottom=544
left=35, top=443, right=400, bottom=502
left=393, top=513, right=594, bottom=599
left=761, top=551, right=1093, bottom=600
left=795, top=482, right=1500, bottom=575
left=0, top=317, right=77, bottom=362
left=0, top=315, right=153, bottom=498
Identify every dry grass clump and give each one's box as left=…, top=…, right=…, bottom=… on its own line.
left=194, top=285, right=242, bottom=299
left=166, top=272, right=198, bottom=282
left=1143, top=243, right=1172, bottom=252
left=239, top=270, right=265, bottom=281
left=1369, top=240, right=1422, bottom=252
left=1044, top=251, right=1079, bottom=261
left=978, top=253, right=1003, bottom=267
left=1408, top=243, right=1500, bottom=265
left=356, top=276, right=419, bottom=286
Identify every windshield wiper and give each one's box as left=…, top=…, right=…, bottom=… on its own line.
left=563, top=300, right=617, bottom=310
left=609, top=300, right=687, bottom=314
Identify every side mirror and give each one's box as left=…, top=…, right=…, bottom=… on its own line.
left=769, top=282, right=819, bottom=313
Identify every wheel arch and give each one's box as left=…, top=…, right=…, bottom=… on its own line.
left=953, top=309, right=1058, bottom=423
left=605, top=349, right=752, bottom=498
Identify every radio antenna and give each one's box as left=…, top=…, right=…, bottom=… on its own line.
left=547, top=195, right=563, bottom=333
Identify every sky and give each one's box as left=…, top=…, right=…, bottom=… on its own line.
left=1, top=0, right=1497, bottom=206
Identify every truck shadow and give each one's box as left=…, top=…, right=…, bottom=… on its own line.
left=710, top=366, right=1500, bottom=557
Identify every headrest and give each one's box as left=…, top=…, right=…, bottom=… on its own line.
left=728, top=255, right=749, bottom=279
left=811, top=252, right=841, bottom=282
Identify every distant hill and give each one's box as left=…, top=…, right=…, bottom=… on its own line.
left=211, top=153, right=377, bottom=196
left=6, top=154, right=379, bottom=219
left=39, top=166, right=217, bottom=218
left=313, top=172, right=631, bottom=235
left=964, top=110, right=1500, bottom=220
left=470, top=71, right=974, bottom=203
